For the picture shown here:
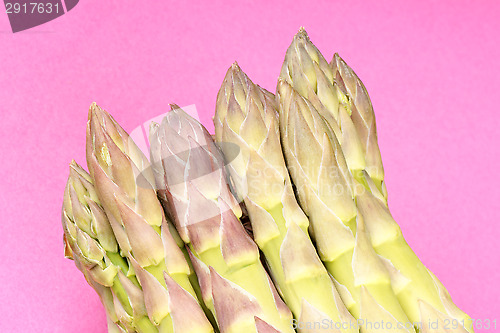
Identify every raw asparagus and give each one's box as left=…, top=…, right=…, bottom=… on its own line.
left=214, top=63, right=357, bottom=333
left=85, top=103, right=214, bottom=333
left=63, top=161, right=162, bottom=332
left=279, top=28, right=385, bottom=199
left=277, top=80, right=415, bottom=333
left=149, top=106, right=294, bottom=333
left=279, top=29, right=473, bottom=332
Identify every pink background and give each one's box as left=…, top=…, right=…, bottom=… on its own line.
left=1, top=1, right=498, bottom=332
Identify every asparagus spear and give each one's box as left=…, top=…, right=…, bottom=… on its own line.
left=149, top=106, right=294, bottom=333
left=66, top=248, right=125, bottom=333
left=279, top=28, right=385, bottom=199
left=85, top=104, right=214, bottom=333
left=214, top=63, right=357, bottom=333
left=277, top=80, right=415, bottom=333
left=334, top=55, right=473, bottom=333
left=279, top=29, right=473, bottom=332
left=62, top=161, right=156, bottom=332
left=329, top=53, right=384, bottom=198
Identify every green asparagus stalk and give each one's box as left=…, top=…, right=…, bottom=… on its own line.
left=277, top=80, right=415, bottom=333
left=65, top=248, right=124, bottom=333
left=64, top=224, right=121, bottom=333
left=329, top=53, right=384, bottom=198
left=62, top=161, right=155, bottom=332
left=279, top=28, right=385, bottom=200
left=214, top=63, right=357, bottom=333
left=333, top=56, right=473, bottom=333
left=279, top=29, right=473, bottom=332
left=355, top=184, right=473, bottom=333
left=85, top=103, right=214, bottom=333
left=149, top=106, right=294, bottom=333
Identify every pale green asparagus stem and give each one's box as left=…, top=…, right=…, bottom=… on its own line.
left=149, top=106, right=294, bottom=333
left=277, top=80, right=415, bottom=333
left=333, top=54, right=473, bottom=333
left=329, top=53, right=385, bottom=199
left=69, top=252, right=124, bottom=333
left=355, top=186, right=473, bottom=333
left=214, top=63, right=357, bottom=333
left=279, top=29, right=473, bottom=333
left=86, top=103, right=214, bottom=333
left=279, top=28, right=385, bottom=199
left=62, top=161, right=155, bottom=332
left=64, top=233, right=122, bottom=333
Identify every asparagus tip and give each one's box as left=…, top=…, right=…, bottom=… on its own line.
left=169, top=103, right=181, bottom=111
left=297, top=26, right=308, bottom=38
left=231, top=61, right=240, bottom=70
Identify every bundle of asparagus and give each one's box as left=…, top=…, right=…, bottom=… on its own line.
left=61, top=29, right=473, bottom=333
left=63, top=105, right=214, bottom=332
left=213, top=64, right=356, bottom=333
left=278, top=29, right=472, bottom=333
